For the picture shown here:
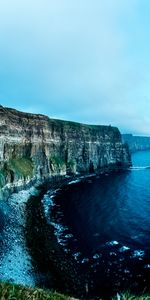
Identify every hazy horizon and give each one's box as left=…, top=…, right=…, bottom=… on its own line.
left=0, top=1, right=150, bottom=135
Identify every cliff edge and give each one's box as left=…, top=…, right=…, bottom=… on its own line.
left=0, top=106, right=131, bottom=198
left=122, top=134, right=150, bottom=152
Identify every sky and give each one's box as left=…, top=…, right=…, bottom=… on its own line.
left=0, top=0, right=150, bottom=135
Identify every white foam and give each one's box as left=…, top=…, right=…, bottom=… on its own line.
left=132, top=250, right=145, bottom=258
left=50, top=221, right=71, bottom=248
left=106, top=241, right=119, bottom=246
left=109, top=252, right=117, bottom=256
left=51, top=222, right=66, bottom=233
left=55, top=188, right=62, bottom=192
left=68, top=179, right=81, bottom=185
left=144, top=264, right=150, bottom=269
left=130, top=166, right=150, bottom=171
left=8, top=187, right=37, bottom=206
left=72, top=252, right=81, bottom=260
left=41, top=193, right=57, bottom=222
left=64, top=233, right=74, bottom=238
left=42, top=191, right=73, bottom=248
left=93, top=253, right=102, bottom=259
left=124, top=269, right=130, bottom=274
left=119, top=246, right=130, bottom=252
left=81, top=258, right=89, bottom=264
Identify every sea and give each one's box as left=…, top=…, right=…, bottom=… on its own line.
left=0, top=150, right=150, bottom=298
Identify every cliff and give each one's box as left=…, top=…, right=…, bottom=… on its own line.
left=122, top=134, right=150, bottom=152
left=0, top=106, right=131, bottom=198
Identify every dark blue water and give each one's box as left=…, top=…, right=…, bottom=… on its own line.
left=1, top=151, right=150, bottom=299
left=47, top=151, right=150, bottom=298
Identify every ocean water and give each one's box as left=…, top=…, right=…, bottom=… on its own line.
left=46, top=150, right=150, bottom=298
left=1, top=150, right=150, bottom=299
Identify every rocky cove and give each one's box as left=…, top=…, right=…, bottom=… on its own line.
left=0, top=173, right=129, bottom=299
left=0, top=106, right=132, bottom=299
left=2, top=162, right=150, bottom=299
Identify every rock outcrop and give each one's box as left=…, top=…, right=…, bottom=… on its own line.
left=122, top=134, right=150, bottom=152
left=0, top=106, right=131, bottom=198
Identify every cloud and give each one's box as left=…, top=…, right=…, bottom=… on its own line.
left=0, top=0, right=150, bottom=135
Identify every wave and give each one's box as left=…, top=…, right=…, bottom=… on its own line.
left=130, top=166, right=150, bottom=170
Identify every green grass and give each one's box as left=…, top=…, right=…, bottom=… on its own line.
left=67, top=160, right=76, bottom=174
left=8, top=157, right=33, bottom=178
left=0, top=282, right=76, bottom=300
left=0, top=169, right=6, bottom=188
left=112, top=292, right=150, bottom=300
left=1, top=282, right=150, bottom=300
left=49, top=156, right=66, bottom=168
left=0, top=157, right=33, bottom=189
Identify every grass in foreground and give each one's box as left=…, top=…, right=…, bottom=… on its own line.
left=0, top=282, right=76, bottom=300
left=112, top=292, right=150, bottom=300
left=1, top=282, right=150, bottom=300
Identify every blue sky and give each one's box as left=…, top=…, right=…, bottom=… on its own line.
left=0, top=0, right=150, bottom=135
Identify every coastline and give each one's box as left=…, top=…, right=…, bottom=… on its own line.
left=24, top=167, right=130, bottom=299
left=25, top=176, right=87, bottom=299
left=1, top=166, right=131, bottom=300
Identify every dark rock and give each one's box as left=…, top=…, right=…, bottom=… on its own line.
left=0, top=106, right=131, bottom=200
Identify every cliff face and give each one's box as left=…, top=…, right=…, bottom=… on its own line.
left=0, top=106, right=131, bottom=197
left=122, top=134, right=150, bottom=152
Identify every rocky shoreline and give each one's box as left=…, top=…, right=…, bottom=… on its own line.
left=0, top=163, right=131, bottom=300
left=24, top=167, right=131, bottom=300
left=25, top=176, right=87, bottom=299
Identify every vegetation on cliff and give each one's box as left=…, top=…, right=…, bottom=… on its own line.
left=49, top=155, right=66, bottom=174
left=9, top=157, right=33, bottom=177
left=0, top=157, right=33, bottom=188
left=49, top=155, right=76, bottom=174
left=0, top=106, right=131, bottom=188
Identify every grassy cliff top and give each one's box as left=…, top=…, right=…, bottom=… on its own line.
left=0, top=105, right=120, bottom=135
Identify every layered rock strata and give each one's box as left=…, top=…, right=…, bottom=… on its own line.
left=122, top=134, right=150, bottom=152
left=0, top=106, right=131, bottom=198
